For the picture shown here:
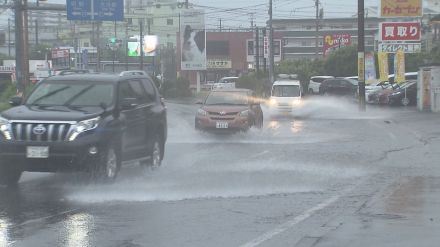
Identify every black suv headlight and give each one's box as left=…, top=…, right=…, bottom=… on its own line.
left=68, top=117, right=100, bottom=141
left=0, top=116, right=12, bottom=140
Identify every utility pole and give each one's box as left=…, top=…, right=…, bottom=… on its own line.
left=255, top=27, right=260, bottom=74
left=8, top=18, right=11, bottom=57
left=14, top=0, right=30, bottom=96
left=35, top=0, right=39, bottom=45
left=315, top=0, right=320, bottom=58
left=263, top=28, right=267, bottom=73
left=97, top=22, right=101, bottom=72
left=185, top=0, right=188, bottom=8
left=358, top=0, right=366, bottom=111
left=140, top=19, right=144, bottom=70
left=113, top=21, right=117, bottom=72
left=219, top=18, right=222, bottom=31
left=125, top=21, right=129, bottom=71
left=268, top=0, right=274, bottom=83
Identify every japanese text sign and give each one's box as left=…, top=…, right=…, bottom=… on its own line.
left=380, top=0, right=423, bottom=17
left=323, top=34, right=351, bottom=57
left=380, top=22, right=421, bottom=41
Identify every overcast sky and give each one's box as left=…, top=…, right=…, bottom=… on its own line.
left=1, top=0, right=436, bottom=29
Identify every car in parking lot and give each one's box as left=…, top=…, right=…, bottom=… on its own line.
left=195, top=89, right=263, bottom=132
left=0, top=71, right=167, bottom=186
left=308, top=76, right=334, bottom=94
left=212, top=77, right=238, bottom=90
left=319, top=78, right=358, bottom=97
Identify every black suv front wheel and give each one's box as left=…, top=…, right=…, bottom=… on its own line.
left=0, top=166, right=22, bottom=187
left=92, top=144, right=120, bottom=182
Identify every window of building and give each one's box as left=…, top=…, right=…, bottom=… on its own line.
left=248, top=40, right=255, bottom=56
left=83, top=42, right=89, bottom=47
left=273, top=40, right=281, bottom=56
left=167, top=19, right=173, bottom=25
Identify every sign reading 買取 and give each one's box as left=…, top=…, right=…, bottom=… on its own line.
left=380, top=0, right=423, bottom=17
left=379, top=22, right=421, bottom=41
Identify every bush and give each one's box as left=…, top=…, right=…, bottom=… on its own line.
left=237, top=74, right=266, bottom=96
left=162, top=77, right=192, bottom=98
left=0, top=81, right=16, bottom=112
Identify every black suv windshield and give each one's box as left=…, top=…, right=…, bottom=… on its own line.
left=26, top=81, right=114, bottom=107
left=205, top=91, right=249, bottom=105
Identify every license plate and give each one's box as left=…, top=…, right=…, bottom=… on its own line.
left=26, top=146, right=49, bottom=159
left=216, top=122, right=228, bottom=129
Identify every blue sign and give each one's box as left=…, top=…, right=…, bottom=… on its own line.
left=67, top=0, right=124, bottom=21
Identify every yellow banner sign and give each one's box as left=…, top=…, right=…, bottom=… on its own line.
left=381, top=0, right=423, bottom=17
left=358, top=52, right=365, bottom=82
left=378, top=52, right=389, bottom=82
left=395, top=49, right=406, bottom=84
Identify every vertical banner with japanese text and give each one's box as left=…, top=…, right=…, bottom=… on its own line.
left=181, top=10, right=206, bottom=71
left=395, top=49, right=406, bottom=84
left=365, top=52, right=377, bottom=83
left=378, top=52, right=389, bottom=82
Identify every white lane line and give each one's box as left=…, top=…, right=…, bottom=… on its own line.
left=239, top=195, right=340, bottom=247
left=250, top=150, right=270, bottom=159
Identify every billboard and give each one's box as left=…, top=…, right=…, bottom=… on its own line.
left=380, top=0, right=423, bottom=17
left=127, top=35, right=158, bottom=57
left=380, top=22, right=421, bottom=41
left=180, top=10, right=206, bottom=71
left=323, top=34, right=351, bottom=57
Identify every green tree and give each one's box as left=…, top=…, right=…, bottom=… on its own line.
left=275, top=59, right=324, bottom=93
left=324, top=45, right=357, bottom=77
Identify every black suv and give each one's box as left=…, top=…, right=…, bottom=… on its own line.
left=0, top=71, right=167, bottom=186
left=319, top=78, right=358, bottom=97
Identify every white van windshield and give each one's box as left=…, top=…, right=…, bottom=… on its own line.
left=272, top=85, right=301, bottom=97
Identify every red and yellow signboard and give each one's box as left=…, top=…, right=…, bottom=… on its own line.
left=381, top=0, right=423, bottom=17
left=380, top=22, right=421, bottom=41
left=323, top=34, right=351, bottom=57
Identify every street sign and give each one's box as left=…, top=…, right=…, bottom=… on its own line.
left=378, top=43, right=421, bottom=53
left=380, top=0, right=423, bottom=17
left=263, top=36, right=269, bottom=59
left=51, top=49, right=69, bottom=59
left=67, top=0, right=124, bottom=21
left=379, top=22, right=421, bottom=41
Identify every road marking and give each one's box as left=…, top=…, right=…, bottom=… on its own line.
left=239, top=195, right=340, bottom=247
left=250, top=150, right=270, bottom=159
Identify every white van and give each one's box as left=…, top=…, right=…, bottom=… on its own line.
left=269, top=79, right=302, bottom=113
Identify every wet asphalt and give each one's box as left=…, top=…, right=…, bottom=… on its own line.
left=1, top=97, right=440, bottom=247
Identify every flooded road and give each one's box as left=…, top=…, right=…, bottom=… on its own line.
left=1, top=99, right=440, bottom=247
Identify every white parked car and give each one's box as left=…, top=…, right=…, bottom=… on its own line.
left=212, top=77, right=238, bottom=90
left=269, top=79, right=302, bottom=114
left=309, top=76, right=334, bottom=94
